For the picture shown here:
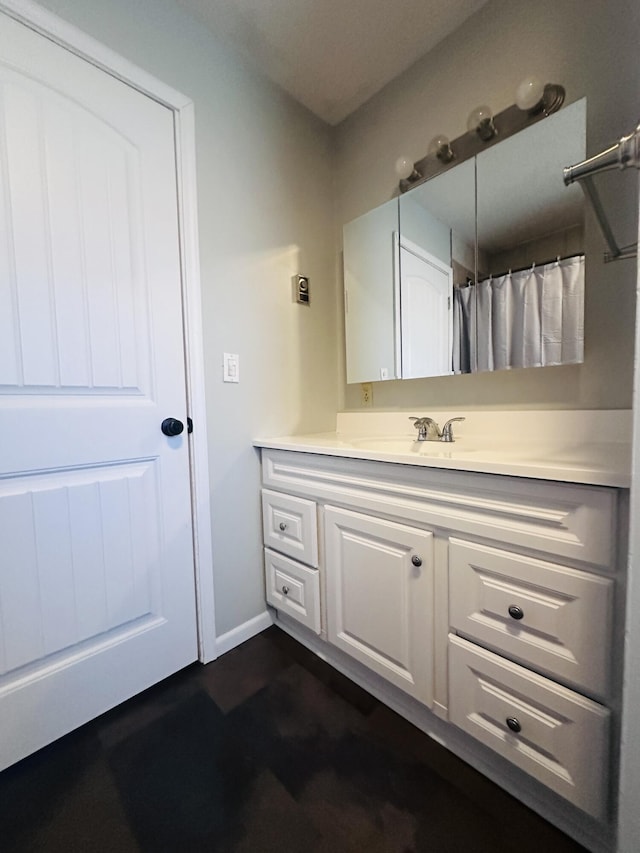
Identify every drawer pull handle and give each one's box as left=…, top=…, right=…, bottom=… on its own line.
left=508, top=605, right=524, bottom=620
left=282, top=585, right=290, bottom=595
left=279, top=522, right=287, bottom=531
left=411, top=555, right=422, bottom=567
left=506, top=717, right=522, bottom=733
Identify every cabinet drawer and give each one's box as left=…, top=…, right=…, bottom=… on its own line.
left=449, top=539, right=613, bottom=697
left=449, top=635, right=609, bottom=818
left=265, top=548, right=320, bottom=633
left=262, top=488, right=318, bottom=567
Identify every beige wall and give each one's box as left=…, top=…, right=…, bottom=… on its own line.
left=36, top=0, right=339, bottom=637
left=335, top=0, right=640, bottom=411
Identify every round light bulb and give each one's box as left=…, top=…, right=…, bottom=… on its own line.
left=427, top=134, right=450, bottom=156
left=427, top=133, right=454, bottom=164
left=467, top=105, right=493, bottom=133
left=394, top=155, right=414, bottom=179
left=515, top=76, right=545, bottom=111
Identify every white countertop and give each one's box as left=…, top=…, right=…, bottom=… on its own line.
left=253, top=431, right=631, bottom=488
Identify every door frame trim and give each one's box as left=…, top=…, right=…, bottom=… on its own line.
left=0, top=0, right=218, bottom=662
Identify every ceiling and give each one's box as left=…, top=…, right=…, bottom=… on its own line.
left=177, top=0, right=489, bottom=125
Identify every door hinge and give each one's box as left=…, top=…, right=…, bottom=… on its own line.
left=187, top=417, right=193, bottom=434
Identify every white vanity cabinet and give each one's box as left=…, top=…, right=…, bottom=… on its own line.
left=258, top=447, right=621, bottom=828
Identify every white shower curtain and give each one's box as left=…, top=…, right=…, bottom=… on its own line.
left=452, top=284, right=476, bottom=374
left=453, top=255, right=584, bottom=373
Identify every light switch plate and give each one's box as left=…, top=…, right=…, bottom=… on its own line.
left=223, top=352, right=239, bottom=383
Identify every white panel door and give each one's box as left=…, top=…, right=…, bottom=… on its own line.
left=325, top=506, right=434, bottom=705
left=0, top=13, right=197, bottom=769
left=399, top=240, right=453, bottom=378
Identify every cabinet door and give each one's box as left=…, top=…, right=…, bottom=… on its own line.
left=325, top=506, right=434, bottom=705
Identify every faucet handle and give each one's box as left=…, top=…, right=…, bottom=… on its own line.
left=441, top=417, right=465, bottom=442
left=409, top=416, right=441, bottom=440
left=409, top=416, right=424, bottom=437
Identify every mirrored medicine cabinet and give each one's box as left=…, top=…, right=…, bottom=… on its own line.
left=343, top=98, right=587, bottom=385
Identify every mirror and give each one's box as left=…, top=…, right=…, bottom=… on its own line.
left=474, top=99, right=586, bottom=372
left=343, top=198, right=399, bottom=383
left=343, top=98, right=587, bottom=384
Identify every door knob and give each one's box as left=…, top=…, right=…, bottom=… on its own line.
left=508, top=605, right=524, bottom=620
left=411, top=555, right=422, bottom=567
left=506, top=717, right=522, bottom=733
left=161, top=418, right=184, bottom=437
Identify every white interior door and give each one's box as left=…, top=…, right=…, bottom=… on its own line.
left=399, top=239, right=453, bottom=378
left=0, top=13, right=198, bottom=769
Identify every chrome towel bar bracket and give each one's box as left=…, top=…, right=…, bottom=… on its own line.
left=564, top=120, right=640, bottom=263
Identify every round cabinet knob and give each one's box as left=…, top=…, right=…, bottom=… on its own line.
left=279, top=522, right=287, bottom=531
left=506, top=717, right=522, bottom=733
left=508, top=605, right=524, bottom=621
left=282, top=585, right=290, bottom=595
left=161, top=417, right=184, bottom=437
left=411, top=555, right=423, bottom=568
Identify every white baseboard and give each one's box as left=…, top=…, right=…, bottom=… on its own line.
left=214, top=610, right=274, bottom=657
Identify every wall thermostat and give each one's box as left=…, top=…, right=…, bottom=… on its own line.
left=293, top=274, right=310, bottom=304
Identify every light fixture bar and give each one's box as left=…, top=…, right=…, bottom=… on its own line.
left=399, top=84, right=565, bottom=193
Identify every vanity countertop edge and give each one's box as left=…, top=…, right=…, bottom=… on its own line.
left=253, top=432, right=631, bottom=488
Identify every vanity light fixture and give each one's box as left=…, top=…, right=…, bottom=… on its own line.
left=428, top=133, right=454, bottom=164
left=467, top=105, right=497, bottom=142
left=397, top=78, right=566, bottom=193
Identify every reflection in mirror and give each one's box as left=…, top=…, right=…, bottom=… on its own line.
left=398, top=159, right=475, bottom=378
left=344, top=198, right=399, bottom=383
left=472, top=98, right=587, bottom=372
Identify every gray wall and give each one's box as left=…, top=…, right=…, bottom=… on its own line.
left=36, top=0, right=339, bottom=638
left=335, top=0, right=640, bottom=411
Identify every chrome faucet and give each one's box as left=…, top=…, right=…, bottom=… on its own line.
left=440, top=417, right=466, bottom=442
left=409, top=416, right=466, bottom=442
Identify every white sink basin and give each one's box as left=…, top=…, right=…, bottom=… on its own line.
left=346, top=436, right=478, bottom=456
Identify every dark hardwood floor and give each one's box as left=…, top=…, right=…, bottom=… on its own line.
left=0, top=626, right=586, bottom=852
